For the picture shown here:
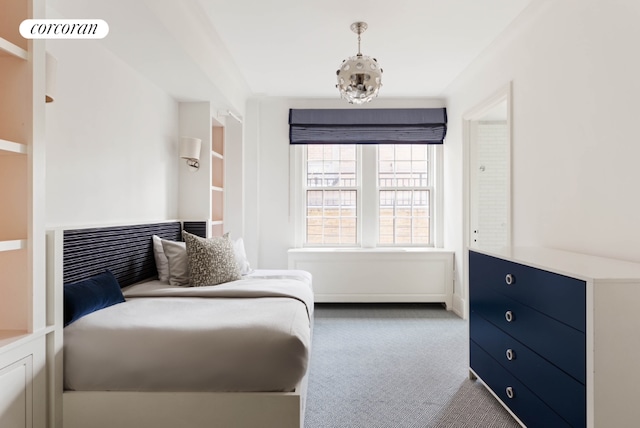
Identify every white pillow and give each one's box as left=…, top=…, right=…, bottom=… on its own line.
left=233, top=238, right=252, bottom=275
left=161, top=239, right=189, bottom=286
left=152, top=235, right=170, bottom=283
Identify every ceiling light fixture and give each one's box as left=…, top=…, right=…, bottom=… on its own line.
left=336, top=22, right=383, bottom=104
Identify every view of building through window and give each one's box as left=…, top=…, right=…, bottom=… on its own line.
left=305, top=144, right=431, bottom=245
left=306, top=145, right=357, bottom=244
left=378, top=144, right=430, bottom=244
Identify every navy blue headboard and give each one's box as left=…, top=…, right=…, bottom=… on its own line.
left=183, top=221, right=207, bottom=239
left=63, top=222, right=182, bottom=287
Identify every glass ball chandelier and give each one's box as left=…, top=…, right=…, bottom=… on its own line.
left=336, top=22, right=383, bottom=104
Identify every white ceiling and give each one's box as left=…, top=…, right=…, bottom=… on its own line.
left=49, top=0, right=535, bottom=107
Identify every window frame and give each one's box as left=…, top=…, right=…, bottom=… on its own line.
left=290, top=143, right=444, bottom=249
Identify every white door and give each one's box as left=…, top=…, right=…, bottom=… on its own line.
left=466, top=88, right=511, bottom=252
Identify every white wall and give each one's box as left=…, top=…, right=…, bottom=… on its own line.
left=45, top=39, right=179, bottom=227
left=178, top=102, right=211, bottom=221
left=244, top=97, right=445, bottom=269
left=444, top=0, right=640, bottom=313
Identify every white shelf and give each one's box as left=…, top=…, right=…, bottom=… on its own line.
left=0, top=139, right=27, bottom=155
left=211, top=185, right=224, bottom=192
left=0, top=37, right=28, bottom=60
left=211, top=151, right=224, bottom=160
left=0, top=240, right=25, bottom=252
left=0, top=330, right=30, bottom=349
left=211, top=220, right=223, bottom=225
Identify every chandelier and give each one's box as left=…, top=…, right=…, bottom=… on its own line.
left=336, top=22, right=383, bottom=104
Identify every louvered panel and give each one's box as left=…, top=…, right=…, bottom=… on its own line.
left=63, top=222, right=182, bottom=287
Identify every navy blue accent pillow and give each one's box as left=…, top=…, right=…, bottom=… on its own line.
left=63, top=270, right=126, bottom=327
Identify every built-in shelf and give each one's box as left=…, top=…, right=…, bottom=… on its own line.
left=0, top=330, right=30, bottom=349
left=0, top=139, right=27, bottom=155
left=0, top=240, right=26, bottom=252
left=0, top=37, right=28, bottom=60
left=211, top=185, right=223, bottom=192
left=0, top=0, right=47, bottom=424
left=211, top=151, right=223, bottom=160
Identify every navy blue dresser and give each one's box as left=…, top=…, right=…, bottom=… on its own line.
left=469, top=248, right=640, bottom=427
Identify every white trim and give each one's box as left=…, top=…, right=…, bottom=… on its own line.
left=289, top=247, right=454, bottom=308
left=290, top=145, right=304, bottom=248
left=361, top=145, right=376, bottom=247
left=461, top=82, right=513, bottom=320
left=63, top=382, right=307, bottom=428
left=434, top=144, right=445, bottom=247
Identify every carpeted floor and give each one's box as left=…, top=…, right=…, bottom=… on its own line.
left=304, top=304, right=520, bottom=428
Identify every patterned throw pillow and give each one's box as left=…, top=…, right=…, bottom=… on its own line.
left=183, top=231, right=241, bottom=286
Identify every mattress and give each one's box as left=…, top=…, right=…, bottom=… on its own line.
left=64, top=270, right=313, bottom=392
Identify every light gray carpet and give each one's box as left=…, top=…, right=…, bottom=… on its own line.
left=304, top=304, right=520, bottom=428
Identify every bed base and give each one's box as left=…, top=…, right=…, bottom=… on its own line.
left=63, top=378, right=308, bottom=428
left=49, top=221, right=309, bottom=428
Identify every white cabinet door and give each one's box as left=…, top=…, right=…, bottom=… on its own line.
left=0, top=356, right=32, bottom=428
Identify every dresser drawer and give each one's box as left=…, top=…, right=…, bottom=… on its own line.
left=471, top=284, right=586, bottom=384
left=470, top=341, right=572, bottom=427
left=470, top=251, right=586, bottom=332
left=471, top=312, right=586, bottom=427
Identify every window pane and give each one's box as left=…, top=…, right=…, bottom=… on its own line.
left=306, top=189, right=357, bottom=244
left=378, top=144, right=430, bottom=188
left=379, top=216, right=394, bottom=244
left=378, top=189, right=430, bottom=245
left=307, top=144, right=357, bottom=189
left=307, top=145, right=323, bottom=160
left=340, top=145, right=356, bottom=160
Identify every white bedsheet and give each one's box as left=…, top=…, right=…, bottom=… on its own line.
left=64, top=270, right=313, bottom=392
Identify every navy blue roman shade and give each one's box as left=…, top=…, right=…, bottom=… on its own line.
left=289, top=108, right=447, bottom=144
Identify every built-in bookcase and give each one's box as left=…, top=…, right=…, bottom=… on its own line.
left=211, top=125, right=224, bottom=237
left=178, top=103, right=228, bottom=238
left=0, top=0, right=34, bottom=340
left=0, top=1, right=48, bottom=426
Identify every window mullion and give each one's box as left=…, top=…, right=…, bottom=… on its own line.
left=361, top=145, right=377, bottom=248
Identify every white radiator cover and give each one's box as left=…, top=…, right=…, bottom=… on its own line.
left=288, top=248, right=454, bottom=309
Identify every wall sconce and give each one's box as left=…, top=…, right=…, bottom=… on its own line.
left=46, top=52, right=57, bottom=103
left=179, top=136, right=202, bottom=170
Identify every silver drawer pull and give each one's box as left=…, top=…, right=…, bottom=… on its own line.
left=505, top=311, right=514, bottom=322
left=505, top=273, right=515, bottom=285
left=506, top=386, right=515, bottom=399
left=505, top=348, right=516, bottom=361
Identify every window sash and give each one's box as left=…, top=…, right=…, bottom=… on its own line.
left=302, top=145, right=361, bottom=246
left=378, top=189, right=432, bottom=245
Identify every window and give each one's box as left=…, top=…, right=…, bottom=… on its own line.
left=378, top=145, right=431, bottom=245
left=298, top=144, right=437, bottom=247
left=305, top=145, right=358, bottom=244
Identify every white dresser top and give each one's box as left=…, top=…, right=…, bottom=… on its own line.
left=470, top=247, right=640, bottom=283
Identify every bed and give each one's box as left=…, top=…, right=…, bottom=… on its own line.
left=48, top=221, right=313, bottom=428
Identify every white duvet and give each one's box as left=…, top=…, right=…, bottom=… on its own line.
left=64, top=270, right=313, bottom=392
